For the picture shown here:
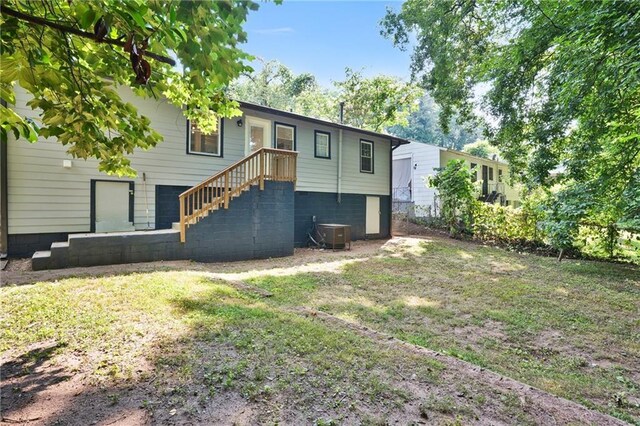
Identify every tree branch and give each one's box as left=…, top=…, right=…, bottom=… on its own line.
left=1, top=5, right=176, bottom=66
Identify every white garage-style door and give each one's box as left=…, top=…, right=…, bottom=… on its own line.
left=93, top=181, right=135, bottom=233
left=366, top=196, right=380, bottom=235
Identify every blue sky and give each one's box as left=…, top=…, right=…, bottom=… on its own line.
left=243, top=1, right=411, bottom=87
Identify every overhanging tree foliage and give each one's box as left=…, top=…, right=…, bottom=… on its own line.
left=382, top=0, right=640, bottom=246
left=1, top=0, right=259, bottom=176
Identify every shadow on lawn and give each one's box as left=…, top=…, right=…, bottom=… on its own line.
left=1, top=343, right=153, bottom=425
left=0, top=341, right=71, bottom=419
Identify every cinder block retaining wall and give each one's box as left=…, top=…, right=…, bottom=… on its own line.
left=33, top=181, right=294, bottom=270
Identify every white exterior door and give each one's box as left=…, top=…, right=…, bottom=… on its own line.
left=245, top=116, right=272, bottom=154
left=366, top=196, right=380, bottom=235
left=95, top=181, right=134, bottom=232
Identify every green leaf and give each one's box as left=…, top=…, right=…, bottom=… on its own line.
left=80, top=8, right=96, bottom=28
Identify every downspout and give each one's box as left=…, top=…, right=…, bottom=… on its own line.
left=0, top=98, right=8, bottom=257
left=337, top=129, right=343, bottom=204
left=337, top=102, right=345, bottom=204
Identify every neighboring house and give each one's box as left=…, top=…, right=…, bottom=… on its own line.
left=1, top=87, right=408, bottom=269
left=392, top=142, right=520, bottom=216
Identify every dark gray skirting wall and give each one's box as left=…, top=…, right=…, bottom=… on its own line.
left=155, top=185, right=190, bottom=230
left=8, top=233, right=71, bottom=257
left=294, top=191, right=390, bottom=247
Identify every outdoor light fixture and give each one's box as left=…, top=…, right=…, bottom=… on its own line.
left=236, top=119, right=243, bottom=127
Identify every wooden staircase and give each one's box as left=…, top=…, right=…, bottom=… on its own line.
left=179, top=148, right=297, bottom=242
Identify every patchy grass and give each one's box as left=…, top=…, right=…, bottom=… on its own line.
left=247, top=237, right=640, bottom=423
left=1, top=236, right=638, bottom=424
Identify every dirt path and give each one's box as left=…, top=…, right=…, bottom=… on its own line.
left=1, top=240, right=387, bottom=287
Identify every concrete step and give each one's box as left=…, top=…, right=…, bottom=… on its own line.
left=51, top=241, right=69, bottom=250
left=32, top=250, right=51, bottom=271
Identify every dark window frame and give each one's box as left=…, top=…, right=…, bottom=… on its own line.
left=470, top=162, right=478, bottom=182
left=186, top=118, right=224, bottom=158
left=314, top=130, right=331, bottom=159
left=273, top=121, right=297, bottom=151
left=360, top=139, right=374, bottom=174
left=498, top=168, right=503, bottom=182
left=489, top=167, right=494, bottom=181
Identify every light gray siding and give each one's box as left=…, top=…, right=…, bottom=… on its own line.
left=239, top=108, right=339, bottom=193
left=7, top=87, right=391, bottom=235
left=340, top=130, right=390, bottom=196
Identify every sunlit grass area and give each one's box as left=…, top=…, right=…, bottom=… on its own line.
left=246, top=238, right=640, bottom=423
left=2, top=236, right=638, bottom=424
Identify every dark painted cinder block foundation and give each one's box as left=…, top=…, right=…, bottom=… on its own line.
left=155, top=185, right=190, bottom=230
left=8, top=232, right=71, bottom=257
left=33, top=181, right=294, bottom=270
left=294, top=191, right=390, bottom=247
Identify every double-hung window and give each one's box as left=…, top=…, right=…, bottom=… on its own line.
left=314, top=131, right=331, bottom=159
left=188, top=119, right=222, bottom=157
left=360, top=140, right=374, bottom=173
left=275, top=122, right=296, bottom=151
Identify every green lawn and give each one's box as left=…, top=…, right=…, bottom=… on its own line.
left=1, top=236, right=638, bottom=424
left=246, top=237, right=640, bottom=423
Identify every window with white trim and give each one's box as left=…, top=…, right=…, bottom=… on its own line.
left=314, top=131, right=330, bottom=159
left=360, top=140, right=374, bottom=173
left=188, top=119, right=222, bottom=156
left=275, top=123, right=295, bottom=151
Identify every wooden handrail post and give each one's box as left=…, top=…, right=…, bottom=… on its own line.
left=259, top=149, right=265, bottom=191
left=179, top=195, right=186, bottom=243
left=224, top=170, right=230, bottom=209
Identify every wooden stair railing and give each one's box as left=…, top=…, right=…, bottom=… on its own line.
left=178, top=148, right=297, bottom=242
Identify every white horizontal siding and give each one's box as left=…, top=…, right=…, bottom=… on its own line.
left=8, top=87, right=391, bottom=235
left=393, top=142, right=441, bottom=214
left=394, top=142, right=521, bottom=215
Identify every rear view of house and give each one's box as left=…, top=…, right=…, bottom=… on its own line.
left=1, top=87, right=408, bottom=269
left=392, top=142, right=521, bottom=217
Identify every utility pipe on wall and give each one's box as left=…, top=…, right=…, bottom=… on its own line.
left=337, top=129, right=343, bottom=204
left=337, top=102, right=345, bottom=204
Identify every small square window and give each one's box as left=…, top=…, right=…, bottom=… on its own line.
left=275, top=123, right=295, bottom=151
left=188, top=119, right=222, bottom=157
left=360, top=140, right=374, bottom=173
left=314, top=131, right=331, bottom=159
